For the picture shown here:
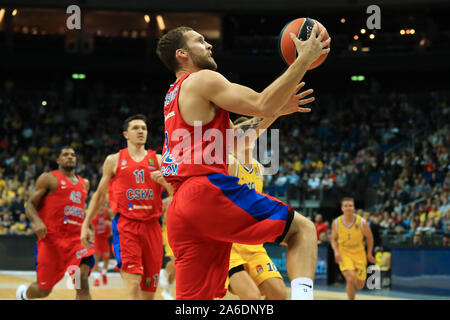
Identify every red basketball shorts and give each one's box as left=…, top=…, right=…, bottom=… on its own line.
left=94, top=236, right=110, bottom=259
left=111, top=215, right=163, bottom=292
left=167, top=173, right=294, bottom=300
left=35, top=233, right=95, bottom=290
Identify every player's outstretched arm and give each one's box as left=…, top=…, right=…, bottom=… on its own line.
left=81, top=154, right=117, bottom=249
left=26, top=172, right=57, bottom=239
left=191, top=24, right=329, bottom=118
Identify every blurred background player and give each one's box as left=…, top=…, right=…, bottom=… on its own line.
left=159, top=195, right=176, bottom=300
left=81, top=114, right=173, bottom=300
left=91, top=201, right=113, bottom=286
left=331, top=197, right=376, bottom=300
left=16, top=147, right=95, bottom=300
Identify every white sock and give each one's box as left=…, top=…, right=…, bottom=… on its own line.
left=92, top=272, right=100, bottom=279
left=291, top=278, right=314, bottom=300
left=101, top=269, right=107, bottom=275
left=22, top=287, right=29, bottom=300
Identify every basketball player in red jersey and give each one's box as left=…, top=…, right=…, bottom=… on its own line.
left=16, top=147, right=94, bottom=300
left=81, top=114, right=173, bottom=300
left=91, top=202, right=112, bottom=286
left=156, top=25, right=330, bottom=300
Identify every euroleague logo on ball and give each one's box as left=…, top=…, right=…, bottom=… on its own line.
left=303, top=25, right=313, bottom=41
left=279, top=17, right=330, bottom=69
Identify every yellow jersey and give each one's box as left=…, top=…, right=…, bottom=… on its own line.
left=335, top=214, right=366, bottom=255
left=228, top=154, right=282, bottom=287
left=230, top=154, right=264, bottom=193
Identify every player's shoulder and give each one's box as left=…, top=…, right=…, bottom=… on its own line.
left=34, top=171, right=59, bottom=190
left=333, top=216, right=341, bottom=227
left=187, top=70, right=227, bottom=89
left=38, top=170, right=58, bottom=182
left=102, top=152, right=120, bottom=174
left=104, top=152, right=120, bottom=166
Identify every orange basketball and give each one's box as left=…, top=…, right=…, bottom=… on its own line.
left=279, top=17, right=330, bottom=69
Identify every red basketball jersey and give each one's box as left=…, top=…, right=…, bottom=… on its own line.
left=161, top=73, right=230, bottom=193
left=38, top=170, right=88, bottom=234
left=92, top=208, right=111, bottom=238
left=109, top=148, right=162, bottom=221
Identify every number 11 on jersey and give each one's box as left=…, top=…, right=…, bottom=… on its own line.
left=133, top=169, right=145, bottom=183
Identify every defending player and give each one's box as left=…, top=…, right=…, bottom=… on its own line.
left=227, top=118, right=286, bottom=300
left=16, top=147, right=94, bottom=300
left=80, top=114, right=173, bottom=300
left=91, top=202, right=112, bottom=286
left=156, top=25, right=330, bottom=300
left=331, top=197, right=376, bottom=300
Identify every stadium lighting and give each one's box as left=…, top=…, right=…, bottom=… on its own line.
left=156, top=15, right=165, bottom=30
left=0, top=9, right=5, bottom=24
left=351, top=75, right=365, bottom=82
left=12, top=9, right=17, bottom=16
left=340, top=18, right=346, bottom=23
left=41, top=100, right=47, bottom=106
left=144, top=14, right=150, bottom=23
left=410, top=29, right=415, bottom=34
left=360, top=28, right=366, bottom=34
left=72, top=73, right=86, bottom=80
left=354, top=35, right=359, bottom=40
left=369, top=34, right=375, bottom=39
left=352, top=46, right=358, bottom=51
left=400, top=29, right=405, bottom=35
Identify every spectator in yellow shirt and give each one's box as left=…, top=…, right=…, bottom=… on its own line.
left=428, top=205, right=442, bottom=219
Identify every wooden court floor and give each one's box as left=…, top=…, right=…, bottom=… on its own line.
left=0, top=272, right=403, bottom=300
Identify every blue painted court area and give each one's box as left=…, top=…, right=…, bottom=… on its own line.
left=316, top=284, right=450, bottom=300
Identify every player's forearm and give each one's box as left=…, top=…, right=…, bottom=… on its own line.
left=25, top=202, right=42, bottom=224
left=236, top=117, right=277, bottom=136
left=258, top=59, right=309, bottom=116
left=331, top=239, right=339, bottom=254
left=164, top=182, right=174, bottom=197
left=366, top=235, right=374, bottom=255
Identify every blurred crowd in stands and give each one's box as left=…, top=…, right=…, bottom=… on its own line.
left=1, top=78, right=449, bottom=247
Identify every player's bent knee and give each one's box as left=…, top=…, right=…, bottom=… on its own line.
left=285, top=212, right=317, bottom=244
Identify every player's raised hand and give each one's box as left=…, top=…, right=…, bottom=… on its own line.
left=276, top=82, right=314, bottom=116
left=31, top=218, right=47, bottom=239
left=291, top=23, right=331, bottom=66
